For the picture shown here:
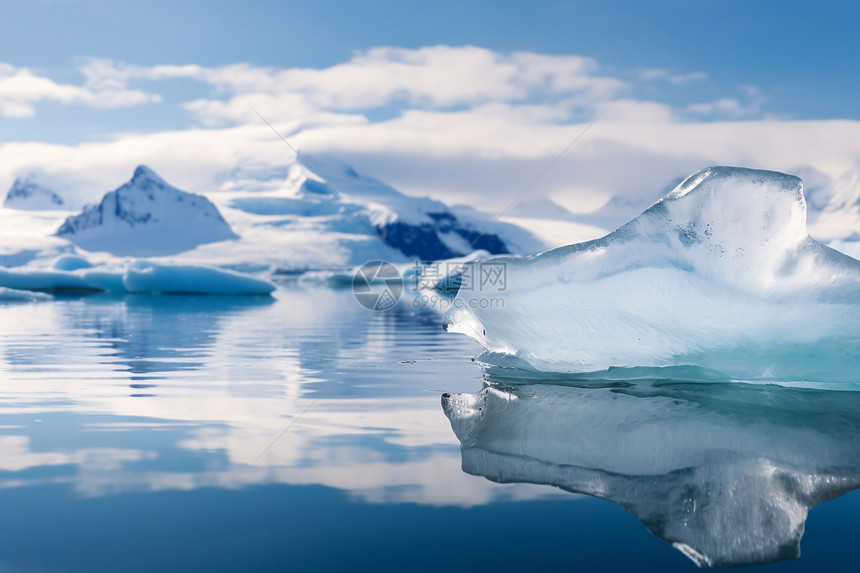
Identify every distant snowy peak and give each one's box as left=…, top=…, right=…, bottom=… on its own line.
left=4, top=178, right=65, bottom=210
left=807, top=166, right=860, bottom=212
left=225, top=155, right=547, bottom=263
left=57, top=165, right=238, bottom=256
left=803, top=166, right=860, bottom=244
left=286, top=156, right=521, bottom=260
left=130, top=164, right=168, bottom=186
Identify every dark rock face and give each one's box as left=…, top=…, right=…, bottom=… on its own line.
left=377, top=212, right=510, bottom=260
left=450, top=227, right=508, bottom=254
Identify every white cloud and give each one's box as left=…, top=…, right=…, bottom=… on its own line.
left=0, top=62, right=161, bottom=118
left=181, top=93, right=320, bottom=127
left=639, top=68, right=707, bottom=85
left=688, top=86, right=767, bottom=118
left=60, top=47, right=758, bottom=133
left=668, top=71, right=707, bottom=85
left=640, top=68, right=669, bottom=81
left=78, top=46, right=629, bottom=126
left=600, top=99, right=675, bottom=123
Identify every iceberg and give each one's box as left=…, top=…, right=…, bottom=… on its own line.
left=442, top=379, right=860, bottom=567
left=52, top=254, right=93, bottom=271
left=0, top=260, right=275, bottom=296
left=443, top=167, right=860, bottom=384
left=122, top=261, right=275, bottom=295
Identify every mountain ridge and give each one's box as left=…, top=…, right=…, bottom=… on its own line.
left=57, top=165, right=239, bottom=256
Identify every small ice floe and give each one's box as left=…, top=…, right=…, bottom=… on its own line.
left=0, top=258, right=275, bottom=296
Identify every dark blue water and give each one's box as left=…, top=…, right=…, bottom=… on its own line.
left=0, top=286, right=856, bottom=571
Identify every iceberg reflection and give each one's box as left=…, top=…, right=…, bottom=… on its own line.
left=442, top=377, right=860, bottom=567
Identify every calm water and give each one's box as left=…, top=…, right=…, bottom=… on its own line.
left=0, top=285, right=857, bottom=572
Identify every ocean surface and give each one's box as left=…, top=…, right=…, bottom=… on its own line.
left=0, top=284, right=857, bottom=572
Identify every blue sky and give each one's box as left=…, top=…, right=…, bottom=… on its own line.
left=1, top=0, right=859, bottom=220
left=2, top=1, right=858, bottom=133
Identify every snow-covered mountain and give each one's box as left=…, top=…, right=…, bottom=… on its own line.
left=31, top=158, right=547, bottom=270
left=57, top=166, right=239, bottom=256
left=4, top=178, right=65, bottom=210
left=227, top=155, right=545, bottom=263
left=805, top=164, right=860, bottom=242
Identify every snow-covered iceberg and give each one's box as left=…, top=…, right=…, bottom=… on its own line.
left=0, top=260, right=274, bottom=296
left=443, top=167, right=860, bottom=384
left=57, top=166, right=238, bottom=256
left=442, top=380, right=860, bottom=567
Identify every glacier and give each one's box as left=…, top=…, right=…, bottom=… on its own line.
left=443, top=167, right=860, bottom=384
left=442, top=379, right=860, bottom=567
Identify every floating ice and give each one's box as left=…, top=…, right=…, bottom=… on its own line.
left=296, top=250, right=491, bottom=291
left=52, top=254, right=93, bottom=271
left=442, top=380, right=860, bottom=567
left=123, top=261, right=275, bottom=295
left=0, top=287, right=51, bottom=302
left=443, top=167, right=860, bottom=384
left=0, top=261, right=274, bottom=296
left=0, top=268, right=95, bottom=291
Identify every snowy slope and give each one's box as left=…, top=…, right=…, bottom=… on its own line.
left=57, top=166, right=239, bottom=256
left=225, top=155, right=547, bottom=263
left=804, top=165, right=860, bottom=258
left=4, top=178, right=65, bottom=210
